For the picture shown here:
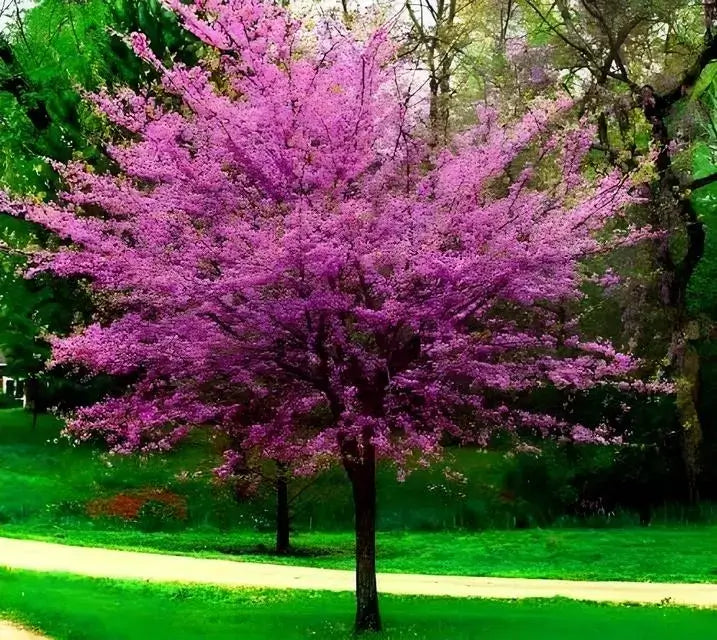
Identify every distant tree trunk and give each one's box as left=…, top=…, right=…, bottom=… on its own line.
left=638, top=503, right=652, bottom=526
left=640, top=82, right=707, bottom=504
left=406, top=0, right=457, bottom=146
left=345, top=441, right=381, bottom=633
left=26, top=376, right=39, bottom=430
left=275, top=462, right=290, bottom=555
left=675, top=341, right=702, bottom=504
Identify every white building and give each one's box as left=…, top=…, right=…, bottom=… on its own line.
left=0, top=351, right=26, bottom=407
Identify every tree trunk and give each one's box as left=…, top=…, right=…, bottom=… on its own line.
left=345, top=443, right=381, bottom=633
left=639, top=80, right=707, bottom=503
left=26, top=376, right=39, bottom=430
left=675, top=339, right=702, bottom=503
left=275, top=463, right=290, bottom=555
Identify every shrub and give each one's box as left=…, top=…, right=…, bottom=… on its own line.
left=86, top=488, right=187, bottom=526
left=0, top=393, right=22, bottom=409
left=137, top=499, right=186, bottom=532
left=50, top=500, right=86, bottom=519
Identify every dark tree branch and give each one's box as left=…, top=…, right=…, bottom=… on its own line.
left=689, top=172, right=717, bottom=191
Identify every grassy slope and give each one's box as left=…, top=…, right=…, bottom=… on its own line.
left=0, top=409, right=229, bottom=525
left=0, top=408, right=519, bottom=533
left=2, top=570, right=717, bottom=640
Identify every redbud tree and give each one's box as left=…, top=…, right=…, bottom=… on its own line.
left=1, top=0, right=653, bottom=632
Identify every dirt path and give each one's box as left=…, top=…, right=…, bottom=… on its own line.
left=1, top=536, right=716, bottom=607
left=0, top=621, right=48, bottom=640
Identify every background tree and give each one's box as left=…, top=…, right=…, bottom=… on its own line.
left=511, top=0, right=717, bottom=503
left=405, top=0, right=717, bottom=507
left=401, top=0, right=523, bottom=139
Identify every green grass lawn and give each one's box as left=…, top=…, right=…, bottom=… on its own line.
left=2, top=569, right=717, bottom=640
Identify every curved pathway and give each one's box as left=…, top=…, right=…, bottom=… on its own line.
left=0, top=621, right=47, bottom=640
left=1, top=536, right=716, bottom=607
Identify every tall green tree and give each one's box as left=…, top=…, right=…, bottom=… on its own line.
left=0, top=0, right=195, bottom=411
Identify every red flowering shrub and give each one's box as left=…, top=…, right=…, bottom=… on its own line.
left=87, top=488, right=187, bottom=522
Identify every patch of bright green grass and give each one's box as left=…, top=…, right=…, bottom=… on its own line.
left=2, top=569, right=717, bottom=640
left=0, top=408, right=234, bottom=527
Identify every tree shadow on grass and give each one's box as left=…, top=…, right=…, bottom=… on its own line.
left=209, top=542, right=341, bottom=559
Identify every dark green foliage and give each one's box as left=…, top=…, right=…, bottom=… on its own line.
left=0, top=0, right=196, bottom=407
left=0, top=392, right=21, bottom=409
left=136, top=500, right=187, bottom=533
left=688, top=143, right=717, bottom=316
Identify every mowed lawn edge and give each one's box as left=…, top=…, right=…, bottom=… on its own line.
left=2, top=569, right=717, bottom=640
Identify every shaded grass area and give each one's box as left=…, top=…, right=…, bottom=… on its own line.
left=4, top=525, right=717, bottom=583
left=0, top=408, right=524, bottom=533
left=0, top=407, right=687, bottom=533
left=2, top=569, right=717, bottom=640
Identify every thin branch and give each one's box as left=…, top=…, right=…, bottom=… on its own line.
left=689, top=172, right=717, bottom=191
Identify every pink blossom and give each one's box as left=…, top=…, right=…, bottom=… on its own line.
left=1, top=0, right=654, bottom=471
